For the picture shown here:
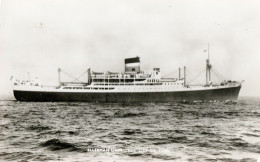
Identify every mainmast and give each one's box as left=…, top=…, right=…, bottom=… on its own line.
left=178, top=67, right=181, bottom=79
left=206, top=43, right=212, bottom=86
left=184, top=66, right=186, bottom=87
left=87, top=68, right=91, bottom=84
left=58, top=68, right=61, bottom=86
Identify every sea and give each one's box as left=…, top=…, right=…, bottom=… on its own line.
left=0, top=97, right=259, bottom=162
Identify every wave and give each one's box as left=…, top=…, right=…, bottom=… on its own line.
left=0, top=151, right=52, bottom=161
left=151, top=154, right=181, bottom=161
left=123, top=129, right=142, bottom=135
left=127, top=153, right=144, bottom=157
left=40, top=139, right=79, bottom=151
left=149, top=136, right=189, bottom=145
left=215, top=158, right=257, bottom=162
left=27, top=125, right=51, bottom=132
left=114, top=110, right=146, bottom=118
left=242, top=133, right=260, bottom=137
left=168, top=136, right=188, bottom=143
left=229, top=138, right=249, bottom=147
left=200, top=131, right=215, bottom=136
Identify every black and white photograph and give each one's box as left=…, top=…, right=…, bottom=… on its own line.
left=0, top=0, right=260, bottom=161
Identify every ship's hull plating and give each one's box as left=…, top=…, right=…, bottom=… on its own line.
left=13, top=86, right=241, bottom=102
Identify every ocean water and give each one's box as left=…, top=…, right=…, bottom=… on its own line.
left=0, top=97, right=260, bottom=162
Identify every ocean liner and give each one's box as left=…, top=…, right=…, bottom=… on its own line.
left=12, top=54, right=242, bottom=102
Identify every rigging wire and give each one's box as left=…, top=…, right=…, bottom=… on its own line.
left=186, top=68, right=196, bottom=83
left=211, top=68, right=226, bottom=81
left=211, top=68, right=226, bottom=83
left=72, top=70, right=88, bottom=82
left=186, top=68, right=205, bottom=85
left=60, top=69, right=84, bottom=82
left=60, top=70, right=80, bottom=81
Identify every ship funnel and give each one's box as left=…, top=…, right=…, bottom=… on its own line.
left=124, top=56, right=140, bottom=73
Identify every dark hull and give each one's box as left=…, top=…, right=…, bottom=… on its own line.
left=13, top=86, right=241, bottom=102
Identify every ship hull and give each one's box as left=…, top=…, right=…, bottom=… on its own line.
left=13, top=86, right=241, bottom=102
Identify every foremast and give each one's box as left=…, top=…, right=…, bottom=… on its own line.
left=206, top=43, right=212, bottom=86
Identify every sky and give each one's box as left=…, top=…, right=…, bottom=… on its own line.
left=0, top=0, right=260, bottom=99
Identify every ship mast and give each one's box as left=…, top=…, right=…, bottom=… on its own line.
left=178, top=67, right=181, bottom=79
left=206, top=43, right=212, bottom=86
left=184, top=66, right=186, bottom=87
left=58, top=68, right=61, bottom=86
left=87, top=68, right=91, bottom=84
